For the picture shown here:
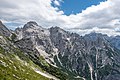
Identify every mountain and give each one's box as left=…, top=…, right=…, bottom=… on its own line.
left=0, top=21, right=62, bottom=80
left=0, top=21, right=11, bottom=37
left=0, top=21, right=120, bottom=80
left=108, top=36, right=120, bottom=50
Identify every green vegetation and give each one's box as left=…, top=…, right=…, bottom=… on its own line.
left=0, top=45, right=49, bottom=80
left=28, top=53, right=69, bottom=80
left=0, top=34, right=71, bottom=80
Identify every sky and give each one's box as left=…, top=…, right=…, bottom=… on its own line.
left=0, top=0, right=120, bottom=36
left=52, top=0, right=107, bottom=15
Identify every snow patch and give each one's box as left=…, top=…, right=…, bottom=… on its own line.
left=53, top=48, right=63, bottom=66
left=87, top=62, right=93, bottom=80
left=75, top=76, right=86, bottom=80
left=66, top=38, right=70, bottom=41
left=35, top=46, right=55, bottom=65
left=34, top=69, right=59, bottom=80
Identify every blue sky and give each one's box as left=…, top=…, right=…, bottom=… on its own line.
left=52, top=0, right=107, bottom=15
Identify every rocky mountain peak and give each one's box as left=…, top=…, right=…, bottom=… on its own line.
left=16, top=21, right=49, bottom=38
left=27, top=21, right=38, bottom=26
left=50, top=26, right=67, bottom=34
left=0, top=20, right=11, bottom=37
left=49, top=26, right=70, bottom=40
left=85, top=32, right=104, bottom=40
left=8, top=22, right=120, bottom=80
left=23, top=21, right=40, bottom=30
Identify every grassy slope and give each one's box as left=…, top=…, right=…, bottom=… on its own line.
left=0, top=45, right=49, bottom=80
left=0, top=33, right=83, bottom=80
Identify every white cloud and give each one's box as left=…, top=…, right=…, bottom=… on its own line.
left=53, top=0, right=60, bottom=6
left=0, top=0, right=120, bottom=36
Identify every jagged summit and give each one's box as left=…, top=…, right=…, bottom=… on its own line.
left=23, top=21, right=40, bottom=30
left=84, top=32, right=108, bottom=41
left=27, top=21, right=39, bottom=26
left=0, top=20, right=11, bottom=37
left=50, top=26, right=67, bottom=32
left=50, top=26, right=63, bottom=30
left=0, top=21, right=120, bottom=80
left=49, top=26, right=70, bottom=37
left=85, top=32, right=102, bottom=36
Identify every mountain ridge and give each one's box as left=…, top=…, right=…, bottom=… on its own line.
left=0, top=21, right=120, bottom=80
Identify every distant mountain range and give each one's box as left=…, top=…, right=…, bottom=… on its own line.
left=0, top=21, right=120, bottom=80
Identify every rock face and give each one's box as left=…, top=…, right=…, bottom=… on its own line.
left=0, top=22, right=52, bottom=80
left=108, top=36, right=120, bottom=50
left=15, top=21, right=57, bottom=65
left=0, top=21, right=11, bottom=37
left=0, top=21, right=119, bottom=80
left=50, top=30, right=120, bottom=80
left=14, top=21, right=120, bottom=80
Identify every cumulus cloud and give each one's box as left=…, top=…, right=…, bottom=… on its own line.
left=52, top=0, right=63, bottom=6
left=0, top=0, right=64, bottom=26
left=0, top=0, right=120, bottom=36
